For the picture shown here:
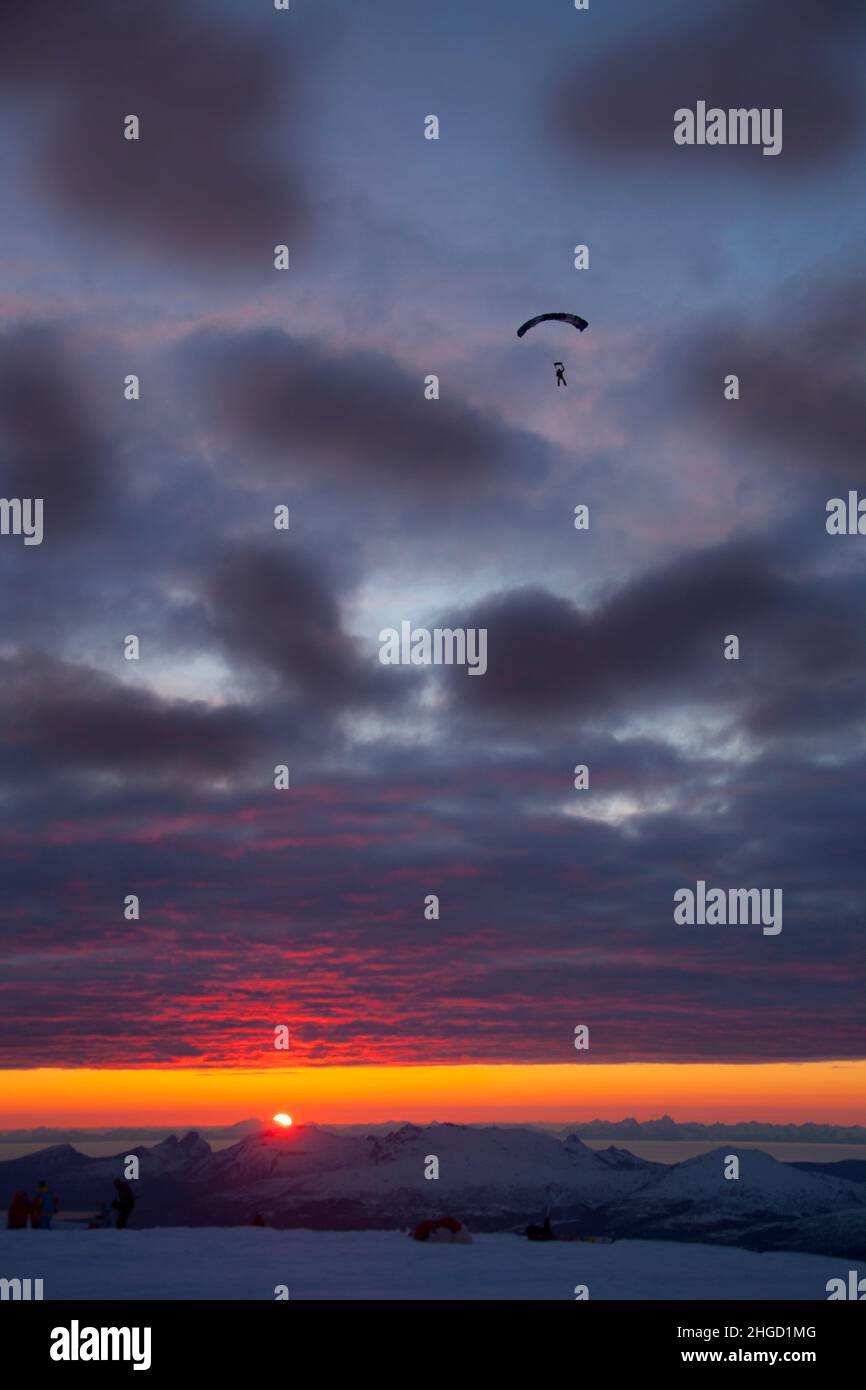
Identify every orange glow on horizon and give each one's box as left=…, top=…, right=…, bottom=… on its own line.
left=0, top=1061, right=863, bottom=1128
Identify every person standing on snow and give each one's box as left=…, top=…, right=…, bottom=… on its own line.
left=32, top=1180, right=58, bottom=1228
left=112, top=1178, right=135, bottom=1229
left=7, top=1190, right=32, bottom=1229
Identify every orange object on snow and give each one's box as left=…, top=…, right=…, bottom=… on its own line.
left=410, top=1216, right=472, bottom=1243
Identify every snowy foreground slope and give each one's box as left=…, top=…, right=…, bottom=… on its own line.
left=0, top=1229, right=852, bottom=1301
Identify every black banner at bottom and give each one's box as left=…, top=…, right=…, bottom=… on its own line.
left=3, top=1299, right=862, bottom=1375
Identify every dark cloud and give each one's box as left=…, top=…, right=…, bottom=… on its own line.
left=206, top=544, right=389, bottom=710
left=447, top=541, right=866, bottom=740
left=182, top=328, right=546, bottom=493
left=1, top=0, right=310, bottom=264
left=667, top=281, right=866, bottom=479
left=0, top=325, right=115, bottom=526
left=551, top=0, right=865, bottom=173
left=448, top=544, right=779, bottom=718
left=0, top=652, right=258, bottom=778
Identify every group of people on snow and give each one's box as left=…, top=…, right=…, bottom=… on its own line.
left=7, top=1180, right=58, bottom=1228
left=6, top=1178, right=135, bottom=1230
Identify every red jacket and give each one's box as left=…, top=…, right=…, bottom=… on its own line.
left=7, top=1192, right=31, bottom=1229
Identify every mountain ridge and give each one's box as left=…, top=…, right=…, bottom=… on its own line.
left=2, top=1123, right=863, bottom=1258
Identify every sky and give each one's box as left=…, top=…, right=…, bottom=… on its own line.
left=0, top=0, right=864, bottom=1126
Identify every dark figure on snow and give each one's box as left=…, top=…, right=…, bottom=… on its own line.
left=526, top=1194, right=557, bottom=1241
left=7, top=1191, right=31, bottom=1229
left=554, top=361, right=566, bottom=387
left=32, top=1181, right=58, bottom=1228
left=526, top=1212, right=556, bottom=1241
left=112, top=1178, right=135, bottom=1229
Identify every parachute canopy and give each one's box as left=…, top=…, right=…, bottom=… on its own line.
left=516, top=312, right=589, bottom=338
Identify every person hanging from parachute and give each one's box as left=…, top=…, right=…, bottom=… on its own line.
left=517, top=312, right=588, bottom=387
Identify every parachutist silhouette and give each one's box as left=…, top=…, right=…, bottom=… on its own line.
left=515, top=312, right=586, bottom=387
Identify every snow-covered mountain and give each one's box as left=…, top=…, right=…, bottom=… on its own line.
left=574, top=1140, right=659, bottom=1172
left=194, top=1126, right=866, bottom=1253
left=0, top=1132, right=213, bottom=1208
left=65, top=1131, right=213, bottom=1188
left=602, top=1146, right=866, bottom=1250
left=624, top=1145, right=858, bottom=1215
left=2, top=1125, right=863, bottom=1257
left=190, top=1122, right=649, bottom=1230
left=203, top=1124, right=358, bottom=1186
left=129, top=1132, right=213, bottom=1176
left=8, top=1143, right=91, bottom=1176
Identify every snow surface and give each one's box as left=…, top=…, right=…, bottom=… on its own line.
left=0, top=1229, right=852, bottom=1300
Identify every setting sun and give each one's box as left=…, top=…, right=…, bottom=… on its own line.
left=272, top=1112, right=293, bottom=1127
